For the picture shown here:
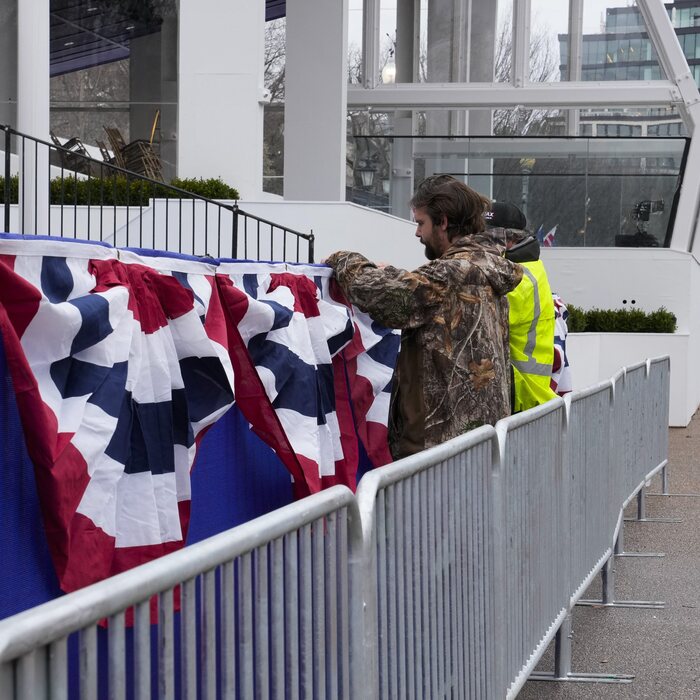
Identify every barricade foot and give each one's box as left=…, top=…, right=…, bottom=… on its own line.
left=576, top=599, right=664, bottom=609
left=623, top=517, right=682, bottom=523
left=616, top=551, right=665, bottom=558
left=529, top=671, right=634, bottom=684
left=647, top=492, right=700, bottom=498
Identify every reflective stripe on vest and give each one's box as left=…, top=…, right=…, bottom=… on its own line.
left=511, top=266, right=553, bottom=378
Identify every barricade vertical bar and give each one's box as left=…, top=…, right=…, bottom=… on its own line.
left=202, top=569, right=217, bottom=700
left=48, top=637, right=68, bottom=700
left=221, top=561, right=236, bottom=700
left=420, top=469, right=432, bottom=698
left=385, top=485, right=398, bottom=698
left=298, top=524, right=312, bottom=700
left=411, top=475, right=423, bottom=698
left=133, top=599, right=151, bottom=700
left=336, top=511, right=350, bottom=700
left=439, top=461, right=450, bottom=697
left=428, top=467, right=439, bottom=699
left=376, top=488, right=389, bottom=700
left=284, top=533, right=300, bottom=700
left=395, top=481, right=406, bottom=700
left=324, top=513, right=339, bottom=698
left=158, top=588, right=175, bottom=700
left=238, top=553, right=254, bottom=699
left=485, top=439, right=500, bottom=700
left=254, top=548, right=270, bottom=700
left=403, top=480, right=416, bottom=700
left=180, top=576, right=197, bottom=699
left=459, top=450, right=471, bottom=700
left=79, top=625, right=97, bottom=700
left=270, top=539, right=285, bottom=700
left=494, top=431, right=505, bottom=698
left=108, top=611, right=126, bottom=700
left=446, top=458, right=458, bottom=699
left=312, top=519, right=327, bottom=700
left=347, top=497, right=367, bottom=700
left=18, top=648, right=47, bottom=700
left=0, top=661, right=14, bottom=699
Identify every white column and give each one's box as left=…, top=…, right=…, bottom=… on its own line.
left=0, top=0, right=18, bottom=128
left=17, top=0, right=49, bottom=234
left=284, top=0, right=348, bottom=201
left=567, top=0, right=584, bottom=136
left=178, top=0, right=265, bottom=199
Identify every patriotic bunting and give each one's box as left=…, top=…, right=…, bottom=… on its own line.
left=0, top=235, right=398, bottom=592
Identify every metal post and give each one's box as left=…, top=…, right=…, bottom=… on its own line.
left=3, top=127, right=10, bottom=233
left=553, top=614, right=573, bottom=679
left=308, top=231, right=315, bottom=264
left=637, top=489, right=646, bottom=521
left=614, top=525, right=624, bottom=555
left=232, top=203, right=239, bottom=258
left=601, top=557, right=614, bottom=605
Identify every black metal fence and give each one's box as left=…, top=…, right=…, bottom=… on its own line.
left=1, top=125, right=314, bottom=263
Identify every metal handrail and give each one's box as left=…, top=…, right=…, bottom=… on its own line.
left=0, top=124, right=314, bottom=262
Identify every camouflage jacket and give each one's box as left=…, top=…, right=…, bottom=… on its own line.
left=326, top=234, right=523, bottom=459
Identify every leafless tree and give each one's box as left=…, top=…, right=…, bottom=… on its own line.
left=263, top=19, right=286, bottom=193
left=493, top=12, right=563, bottom=135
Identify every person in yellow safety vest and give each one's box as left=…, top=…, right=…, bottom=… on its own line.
left=484, top=202, right=559, bottom=413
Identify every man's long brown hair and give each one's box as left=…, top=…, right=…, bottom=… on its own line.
left=410, top=175, right=491, bottom=240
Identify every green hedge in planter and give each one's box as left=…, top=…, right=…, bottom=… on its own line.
left=566, top=305, right=677, bottom=333
left=0, top=175, right=239, bottom=206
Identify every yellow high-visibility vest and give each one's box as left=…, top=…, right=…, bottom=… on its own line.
left=508, top=260, right=558, bottom=412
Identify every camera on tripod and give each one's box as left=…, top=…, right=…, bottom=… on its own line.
left=632, top=199, right=665, bottom=222
left=615, top=198, right=664, bottom=247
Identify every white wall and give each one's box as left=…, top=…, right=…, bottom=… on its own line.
left=540, top=247, right=693, bottom=332
left=567, top=333, right=689, bottom=426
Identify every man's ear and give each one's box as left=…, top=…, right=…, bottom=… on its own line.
left=439, top=215, right=449, bottom=232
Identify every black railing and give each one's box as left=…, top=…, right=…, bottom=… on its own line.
left=0, top=125, right=314, bottom=263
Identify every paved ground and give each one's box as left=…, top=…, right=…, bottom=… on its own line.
left=517, top=414, right=700, bottom=699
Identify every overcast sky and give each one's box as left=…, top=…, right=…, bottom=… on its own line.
left=348, top=0, right=638, bottom=49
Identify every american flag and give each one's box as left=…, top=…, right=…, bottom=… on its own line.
left=551, top=293, right=573, bottom=395
left=542, top=225, right=557, bottom=247
left=0, top=235, right=397, bottom=592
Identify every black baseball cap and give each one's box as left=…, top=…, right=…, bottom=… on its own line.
left=484, top=201, right=527, bottom=230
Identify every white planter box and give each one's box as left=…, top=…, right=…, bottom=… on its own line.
left=567, top=332, right=692, bottom=427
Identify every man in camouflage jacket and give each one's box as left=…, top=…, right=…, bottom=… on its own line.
left=325, top=176, right=522, bottom=460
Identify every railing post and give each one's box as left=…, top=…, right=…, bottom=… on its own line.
left=308, top=231, right=315, bottom=264
left=4, top=127, right=10, bottom=233
left=232, top=202, right=239, bottom=258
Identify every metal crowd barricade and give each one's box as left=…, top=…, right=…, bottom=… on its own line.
left=566, top=379, right=617, bottom=604
left=619, top=358, right=671, bottom=521
left=0, top=357, right=672, bottom=699
left=646, top=357, right=671, bottom=490
left=494, top=400, right=570, bottom=699
left=353, top=427, right=500, bottom=700
left=0, top=486, right=359, bottom=700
